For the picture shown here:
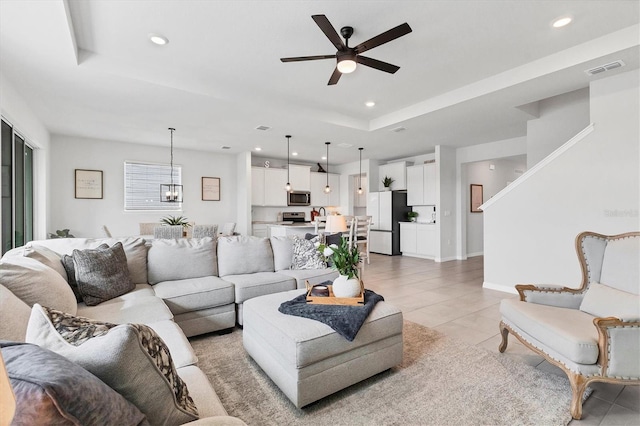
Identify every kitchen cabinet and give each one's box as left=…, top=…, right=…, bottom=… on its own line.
left=406, top=163, right=436, bottom=206
left=400, top=222, right=436, bottom=258
left=310, top=172, right=340, bottom=207
left=252, top=167, right=287, bottom=206
left=288, top=164, right=311, bottom=191
left=378, top=161, right=408, bottom=191
left=369, top=230, right=392, bottom=255
left=252, top=224, right=268, bottom=238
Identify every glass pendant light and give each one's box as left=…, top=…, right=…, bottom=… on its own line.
left=358, top=147, right=364, bottom=194
left=285, top=135, right=292, bottom=191
left=160, top=127, right=183, bottom=203
left=324, top=142, right=331, bottom=193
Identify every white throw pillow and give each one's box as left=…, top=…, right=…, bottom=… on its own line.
left=26, top=304, right=199, bottom=425
left=580, top=282, right=640, bottom=321
left=23, top=244, right=67, bottom=280
left=290, top=237, right=326, bottom=270
left=0, top=256, right=77, bottom=315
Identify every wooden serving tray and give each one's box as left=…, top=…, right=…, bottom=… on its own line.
left=305, top=280, right=365, bottom=305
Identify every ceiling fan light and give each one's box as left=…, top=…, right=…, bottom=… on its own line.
left=337, top=58, right=357, bottom=74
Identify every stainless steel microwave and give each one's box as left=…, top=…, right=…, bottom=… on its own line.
left=288, top=191, right=311, bottom=206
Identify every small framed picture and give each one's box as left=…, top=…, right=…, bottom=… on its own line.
left=75, top=169, right=103, bottom=199
left=202, top=177, right=220, bottom=201
left=470, top=184, right=483, bottom=213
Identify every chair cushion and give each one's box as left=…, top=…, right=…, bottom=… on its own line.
left=72, top=242, right=135, bottom=306
left=500, top=299, right=599, bottom=364
left=148, top=237, right=217, bottom=284
left=0, top=256, right=77, bottom=315
left=153, top=276, right=235, bottom=314
left=26, top=304, right=199, bottom=426
left=217, top=236, right=274, bottom=276
left=1, top=341, right=146, bottom=426
left=580, top=282, right=640, bottom=321
left=222, top=272, right=296, bottom=303
left=600, top=236, right=640, bottom=294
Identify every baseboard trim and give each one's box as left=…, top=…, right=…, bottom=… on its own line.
left=466, top=251, right=484, bottom=258
left=435, top=256, right=458, bottom=263
left=483, top=281, right=518, bottom=295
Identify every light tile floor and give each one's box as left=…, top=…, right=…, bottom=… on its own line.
left=362, top=253, right=640, bottom=425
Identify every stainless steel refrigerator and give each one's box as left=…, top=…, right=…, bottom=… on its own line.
left=367, top=191, right=411, bottom=255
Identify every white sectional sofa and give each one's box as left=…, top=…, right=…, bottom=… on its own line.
left=0, top=235, right=337, bottom=425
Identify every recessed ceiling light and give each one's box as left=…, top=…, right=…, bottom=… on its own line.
left=552, top=16, right=572, bottom=28
left=365, top=101, right=376, bottom=107
left=255, top=147, right=262, bottom=151
left=149, top=33, right=169, bottom=45
left=321, top=156, right=327, bottom=160
left=292, top=152, right=298, bottom=156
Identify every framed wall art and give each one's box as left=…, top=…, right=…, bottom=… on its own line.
left=202, top=177, right=220, bottom=201
left=75, top=169, right=103, bottom=199
left=470, top=184, right=483, bottom=213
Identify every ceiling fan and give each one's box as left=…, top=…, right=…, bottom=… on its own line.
left=280, top=15, right=412, bottom=85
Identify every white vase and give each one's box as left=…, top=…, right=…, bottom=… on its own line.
left=332, top=274, right=361, bottom=298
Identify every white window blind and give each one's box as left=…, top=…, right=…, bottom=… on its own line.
left=124, top=161, right=182, bottom=211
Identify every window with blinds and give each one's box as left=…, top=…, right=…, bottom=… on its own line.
left=124, top=161, right=182, bottom=211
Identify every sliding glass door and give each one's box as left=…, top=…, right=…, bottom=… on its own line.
left=1, top=119, right=34, bottom=254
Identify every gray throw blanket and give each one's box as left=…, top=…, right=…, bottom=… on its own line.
left=278, top=289, right=384, bottom=341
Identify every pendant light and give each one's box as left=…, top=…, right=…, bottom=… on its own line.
left=324, top=142, right=331, bottom=193
left=357, top=147, right=364, bottom=194
left=160, top=127, right=183, bottom=203
left=285, top=135, right=292, bottom=192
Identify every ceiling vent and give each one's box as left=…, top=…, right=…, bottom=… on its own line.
left=221, top=146, right=231, bottom=150
left=390, top=126, right=406, bottom=133
left=585, top=60, right=625, bottom=76
left=255, top=125, right=271, bottom=131
left=336, top=142, right=353, bottom=149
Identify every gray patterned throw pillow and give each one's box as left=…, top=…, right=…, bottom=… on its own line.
left=26, top=304, right=199, bottom=425
left=72, top=242, right=134, bottom=306
left=62, top=243, right=109, bottom=302
left=291, top=236, right=326, bottom=270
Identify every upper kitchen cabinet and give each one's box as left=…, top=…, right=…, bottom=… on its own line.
left=252, top=167, right=287, bottom=206
left=406, top=163, right=436, bottom=206
left=310, top=172, right=340, bottom=207
left=288, top=164, right=311, bottom=191
left=378, top=161, right=408, bottom=191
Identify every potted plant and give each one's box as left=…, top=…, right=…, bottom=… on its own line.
left=317, top=237, right=361, bottom=298
left=382, top=176, right=394, bottom=191
left=48, top=229, right=75, bottom=239
left=160, top=215, right=192, bottom=236
left=407, top=211, right=419, bottom=222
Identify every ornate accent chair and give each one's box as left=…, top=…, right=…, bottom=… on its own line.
left=193, top=224, right=218, bottom=238
left=499, top=231, right=640, bottom=420
left=153, top=225, right=184, bottom=239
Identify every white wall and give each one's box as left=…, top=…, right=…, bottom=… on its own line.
left=0, top=72, right=51, bottom=240
left=436, top=145, right=457, bottom=262
left=49, top=135, right=239, bottom=238
left=464, top=157, right=526, bottom=256
left=526, top=88, right=590, bottom=168
left=483, top=70, right=639, bottom=293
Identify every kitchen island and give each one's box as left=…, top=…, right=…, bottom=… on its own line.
left=267, top=223, right=318, bottom=238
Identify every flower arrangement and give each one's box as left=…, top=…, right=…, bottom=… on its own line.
left=316, top=236, right=360, bottom=279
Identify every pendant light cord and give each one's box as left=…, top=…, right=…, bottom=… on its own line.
left=169, top=127, right=175, bottom=187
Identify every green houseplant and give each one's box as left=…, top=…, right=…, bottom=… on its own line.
left=407, top=211, right=419, bottom=222
left=382, top=176, right=394, bottom=190
left=317, top=236, right=361, bottom=298
left=160, top=215, right=192, bottom=228
left=48, top=229, right=75, bottom=239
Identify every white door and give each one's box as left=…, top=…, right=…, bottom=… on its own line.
left=378, top=191, right=392, bottom=231
left=367, top=192, right=380, bottom=229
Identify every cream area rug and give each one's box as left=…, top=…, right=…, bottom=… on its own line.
left=190, top=321, right=589, bottom=425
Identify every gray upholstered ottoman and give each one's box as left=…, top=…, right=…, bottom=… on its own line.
left=242, top=289, right=403, bottom=408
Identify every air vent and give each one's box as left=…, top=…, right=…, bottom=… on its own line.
left=255, top=125, right=271, bottom=131
left=336, top=143, right=353, bottom=148
left=585, top=60, right=625, bottom=76
left=390, top=126, right=406, bottom=133
left=221, top=146, right=231, bottom=150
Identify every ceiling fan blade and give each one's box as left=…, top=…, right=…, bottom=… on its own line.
left=354, top=22, right=412, bottom=54
left=312, top=15, right=345, bottom=51
left=281, top=55, right=335, bottom=63
left=328, top=67, right=342, bottom=85
left=356, top=56, right=400, bottom=74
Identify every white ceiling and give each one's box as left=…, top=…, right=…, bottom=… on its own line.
left=1, top=0, right=638, bottom=165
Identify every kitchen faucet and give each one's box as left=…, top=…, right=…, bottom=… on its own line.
left=318, top=207, right=326, bottom=216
